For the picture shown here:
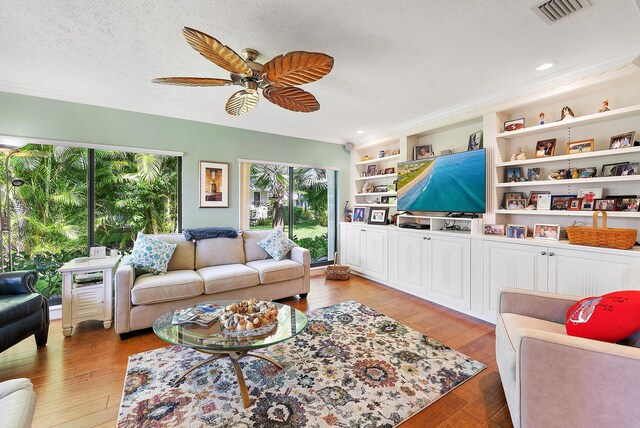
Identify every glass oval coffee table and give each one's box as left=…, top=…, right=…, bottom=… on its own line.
left=153, top=300, right=307, bottom=408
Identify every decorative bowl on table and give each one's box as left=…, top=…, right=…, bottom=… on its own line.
left=219, top=299, right=279, bottom=337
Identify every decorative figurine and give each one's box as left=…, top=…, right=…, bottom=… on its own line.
left=510, top=147, right=526, bottom=161
left=361, top=182, right=373, bottom=193
left=599, top=100, right=610, bottom=113
left=571, top=168, right=579, bottom=179
left=539, top=112, right=545, bottom=125
left=560, top=106, right=574, bottom=121
left=343, top=201, right=352, bottom=222
left=361, top=155, right=371, bottom=161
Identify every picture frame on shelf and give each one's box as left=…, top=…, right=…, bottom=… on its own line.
left=376, top=170, right=383, bottom=175
left=388, top=196, right=397, bottom=205
left=199, top=161, right=229, bottom=208
left=533, top=224, right=561, bottom=240
left=384, top=167, right=395, bottom=174
left=414, top=145, right=433, bottom=160
left=537, top=194, right=552, bottom=210
left=352, top=207, right=367, bottom=222
left=594, top=198, right=618, bottom=211
left=550, top=194, right=576, bottom=210
left=527, top=168, right=541, bottom=181
left=366, top=165, right=377, bottom=176
left=578, top=167, right=597, bottom=178
left=618, top=162, right=639, bottom=176
left=483, top=224, right=505, bottom=235
left=579, top=188, right=603, bottom=211
left=601, top=162, right=627, bottom=177
left=467, top=130, right=483, bottom=151
left=506, top=224, right=527, bottom=239
left=606, top=195, right=636, bottom=211
left=504, top=118, right=525, bottom=132
left=502, top=192, right=524, bottom=208
left=620, top=198, right=639, bottom=212
left=373, top=185, right=388, bottom=193
left=609, top=132, right=635, bottom=149
left=567, top=198, right=583, bottom=211
left=506, top=198, right=526, bottom=210
left=381, top=196, right=389, bottom=204
left=506, top=167, right=523, bottom=182
left=528, top=191, right=551, bottom=208
left=535, top=138, right=556, bottom=157
left=566, top=139, right=595, bottom=155
left=367, top=207, right=389, bottom=225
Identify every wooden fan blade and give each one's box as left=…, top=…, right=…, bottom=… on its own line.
left=182, top=27, right=252, bottom=76
left=263, top=86, right=320, bottom=112
left=225, top=90, right=259, bottom=116
left=152, top=77, right=233, bottom=87
left=261, top=51, right=334, bottom=87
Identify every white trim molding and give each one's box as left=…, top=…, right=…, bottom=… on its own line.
left=238, top=158, right=340, bottom=171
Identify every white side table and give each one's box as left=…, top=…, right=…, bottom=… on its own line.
left=58, top=256, right=120, bottom=337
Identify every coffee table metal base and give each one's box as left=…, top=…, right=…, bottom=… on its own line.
left=172, top=349, right=283, bottom=408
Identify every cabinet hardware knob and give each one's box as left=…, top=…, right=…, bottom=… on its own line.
left=423, top=237, right=427, bottom=240
left=549, top=252, right=555, bottom=256
left=426, top=237, right=431, bottom=240
left=541, top=251, right=546, bottom=255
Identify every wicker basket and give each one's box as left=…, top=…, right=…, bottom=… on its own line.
left=566, top=210, right=637, bottom=250
left=324, top=252, right=351, bottom=280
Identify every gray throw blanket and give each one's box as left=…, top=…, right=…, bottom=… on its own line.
left=183, top=227, right=238, bottom=241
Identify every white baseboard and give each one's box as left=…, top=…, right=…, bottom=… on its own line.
left=310, top=266, right=325, bottom=277
left=49, top=304, right=62, bottom=320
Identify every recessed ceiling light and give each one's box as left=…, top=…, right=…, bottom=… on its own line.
left=356, top=130, right=365, bottom=134
left=536, top=62, right=555, bottom=71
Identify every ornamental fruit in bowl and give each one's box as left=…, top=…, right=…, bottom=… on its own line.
left=219, top=299, right=279, bottom=336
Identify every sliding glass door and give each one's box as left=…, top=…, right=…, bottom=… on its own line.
left=249, top=162, right=336, bottom=266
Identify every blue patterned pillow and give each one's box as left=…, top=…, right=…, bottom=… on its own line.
left=257, top=228, right=295, bottom=261
left=125, top=233, right=177, bottom=275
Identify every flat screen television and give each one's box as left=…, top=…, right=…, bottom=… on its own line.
left=397, top=149, right=486, bottom=213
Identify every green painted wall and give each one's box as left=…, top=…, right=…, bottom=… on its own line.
left=0, top=91, right=349, bottom=228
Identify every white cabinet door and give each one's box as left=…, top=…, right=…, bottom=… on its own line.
left=363, top=228, right=388, bottom=281
left=72, top=286, right=104, bottom=320
left=389, top=230, right=425, bottom=296
left=342, top=225, right=364, bottom=270
left=483, top=241, right=548, bottom=317
left=548, top=248, right=639, bottom=297
left=428, top=235, right=471, bottom=309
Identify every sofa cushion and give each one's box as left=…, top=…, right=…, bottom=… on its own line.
left=0, top=294, right=43, bottom=328
left=195, top=235, right=246, bottom=269
left=257, top=228, right=295, bottom=261
left=197, top=264, right=260, bottom=294
left=245, top=259, right=304, bottom=285
left=499, top=313, right=566, bottom=381
left=126, top=233, right=177, bottom=275
left=243, top=230, right=273, bottom=262
left=131, top=270, right=203, bottom=305
left=148, top=233, right=196, bottom=271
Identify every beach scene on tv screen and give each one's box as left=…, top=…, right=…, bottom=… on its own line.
left=397, top=150, right=486, bottom=213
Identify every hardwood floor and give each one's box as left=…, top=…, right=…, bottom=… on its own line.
left=0, top=275, right=513, bottom=428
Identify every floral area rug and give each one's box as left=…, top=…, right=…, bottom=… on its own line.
left=117, top=301, right=485, bottom=427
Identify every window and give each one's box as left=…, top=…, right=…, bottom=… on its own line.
left=244, top=161, right=336, bottom=266
left=1, top=144, right=181, bottom=305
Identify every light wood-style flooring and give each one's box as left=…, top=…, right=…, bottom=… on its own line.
left=0, top=275, right=513, bottom=427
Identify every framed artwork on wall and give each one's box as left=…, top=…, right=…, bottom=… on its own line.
left=199, top=161, right=229, bottom=208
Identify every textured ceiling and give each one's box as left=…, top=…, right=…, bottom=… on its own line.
left=1, top=1, right=639, bottom=145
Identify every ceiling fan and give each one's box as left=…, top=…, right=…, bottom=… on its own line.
left=153, top=27, right=334, bottom=116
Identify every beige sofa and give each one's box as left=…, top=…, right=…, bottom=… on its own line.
left=1, top=378, right=36, bottom=428
left=115, top=230, right=310, bottom=335
left=496, top=288, right=640, bottom=428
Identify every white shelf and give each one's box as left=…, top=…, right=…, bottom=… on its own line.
left=354, top=203, right=397, bottom=207
left=355, top=154, right=400, bottom=165
left=354, top=191, right=397, bottom=197
left=354, top=173, right=397, bottom=181
left=496, top=104, right=640, bottom=139
left=496, top=175, right=640, bottom=188
left=496, top=146, right=640, bottom=167
left=495, top=209, right=640, bottom=218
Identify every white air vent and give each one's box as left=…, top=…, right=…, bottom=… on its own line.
left=533, top=0, right=592, bottom=24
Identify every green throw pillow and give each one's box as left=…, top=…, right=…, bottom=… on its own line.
left=257, top=228, right=295, bottom=261
left=126, top=233, right=177, bottom=275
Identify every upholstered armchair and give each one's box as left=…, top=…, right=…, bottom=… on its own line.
left=496, top=288, right=640, bottom=428
left=0, top=270, right=49, bottom=353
